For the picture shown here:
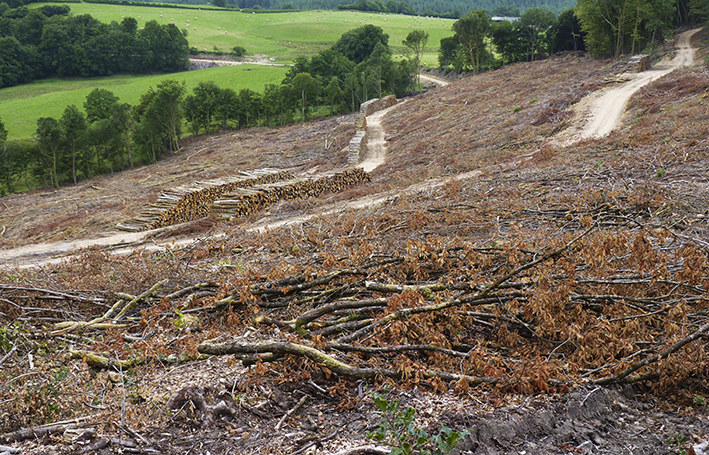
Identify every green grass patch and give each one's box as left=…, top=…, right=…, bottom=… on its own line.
left=0, top=65, right=288, bottom=140
left=48, top=4, right=453, bottom=64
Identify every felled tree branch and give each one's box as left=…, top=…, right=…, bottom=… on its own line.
left=0, top=414, right=100, bottom=443
left=197, top=340, right=497, bottom=386
left=594, top=319, right=709, bottom=385
left=68, top=349, right=145, bottom=370
left=49, top=279, right=169, bottom=336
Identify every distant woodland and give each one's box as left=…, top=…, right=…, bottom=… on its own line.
left=0, top=3, right=189, bottom=88
left=0, top=23, right=416, bottom=193
left=1, top=0, right=708, bottom=194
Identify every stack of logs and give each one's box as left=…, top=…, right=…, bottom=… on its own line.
left=628, top=54, right=652, bottom=72
left=117, top=169, right=293, bottom=231
left=212, top=168, right=371, bottom=219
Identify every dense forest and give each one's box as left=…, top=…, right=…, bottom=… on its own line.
left=0, top=3, right=189, bottom=88
left=0, top=24, right=416, bottom=193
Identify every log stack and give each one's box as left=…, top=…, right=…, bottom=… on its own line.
left=628, top=54, right=652, bottom=73
left=117, top=169, right=294, bottom=232
left=359, top=95, right=398, bottom=116
left=212, top=168, right=371, bottom=219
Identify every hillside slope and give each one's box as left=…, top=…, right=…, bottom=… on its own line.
left=1, top=31, right=709, bottom=455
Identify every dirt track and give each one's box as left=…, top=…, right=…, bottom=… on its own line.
left=556, top=28, right=699, bottom=144
left=0, top=32, right=699, bottom=269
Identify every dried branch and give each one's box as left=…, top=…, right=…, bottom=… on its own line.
left=68, top=349, right=145, bottom=370
left=0, top=414, right=100, bottom=443
left=594, top=319, right=709, bottom=385
left=274, top=395, right=307, bottom=431
left=197, top=340, right=497, bottom=385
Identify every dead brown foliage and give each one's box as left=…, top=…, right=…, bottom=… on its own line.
left=1, top=53, right=709, bottom=454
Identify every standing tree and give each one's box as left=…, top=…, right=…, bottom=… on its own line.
left=367, top=41, right=394, bottom=98
left=35, top=117, right=64, bottom=188
left=490, top=20, right=523, bottom=65
left=552, top=9, right=586, bottom=52
left=151, top=79, right=185, bottom=152
left=332, top=24, right=389, bottom=63
left=452, top=10, right=489, bottom=74
left=438, top=35, right=460, bottom=69
left=324, top=77, right=345, bottom=116
left=290, top=73, right=318, bottom=122
left=109, top=103, right=135, bottom=170
left=188, top=81, right=222, bottom=134
left=218, top=88, right=239, bottom=128
left=402, top=29, right=429, bottom=88
left=133, top=80, right=185, bottom=161
left=0, top=118, right=10, bottom=193
left=517, top=8, right=556, bottom=61
left=84, top=88, right=119, bottom=124
left=60, top=105, right=86, bottom=184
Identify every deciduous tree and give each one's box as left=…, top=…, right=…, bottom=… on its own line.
left=60, top=105, right=86, bottom=184
left=518, top=8, right=556, bottom=61
left=35, top=117, right=63, bottom=188
left=452, top=10, right=489, bottom=74
left=402, top=29, right=428, bottom=87
left=84, top=88, right=119, bottom=124
left=290, top=73, right=318, bottom=122
left=332, top=24, right=389, bottom=64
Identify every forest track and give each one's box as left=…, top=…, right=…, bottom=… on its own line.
left=553, top=28, right=700, bottom=145
left=0, top=32, right=699, bottom=269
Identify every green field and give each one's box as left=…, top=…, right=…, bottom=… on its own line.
left=0, top=65, right=288, bottom=140
left=59, top=4, right=454, bottom=64
left=1, top=4, right=454, bottom=140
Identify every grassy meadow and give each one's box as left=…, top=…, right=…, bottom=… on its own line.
left=0, top=4, right=453, bottom=140
left=58, top=4, right=454, bottom=64
left=0, top=65, right=288, bottom=140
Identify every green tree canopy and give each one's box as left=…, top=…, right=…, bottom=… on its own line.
left=332, top=24, right=389, bottom=63
left=84, top=88, right=120, bottom=124
left=402, top=29, right=429, bottom=86
left=518, top=8, right=556, bottom=61
left=452, top=10, right=490, bottom=74
left=60, top=104, right=86, bottom=184
left=35, top=116, right=63, bottom=188
left=290, top=72, right=318, bottom=121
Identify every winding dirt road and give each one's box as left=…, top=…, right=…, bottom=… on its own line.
left=558, top=29, right=699, bottom=143
left=1, top=32, right=699, bottom=268
left=356, top=101, right=406, bottom=172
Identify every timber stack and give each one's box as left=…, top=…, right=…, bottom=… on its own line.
left=116, top=169, right=293, bottom=232
left=212, top=168, right=371, bottom=219
left=628, top=54, right=652, bottom=72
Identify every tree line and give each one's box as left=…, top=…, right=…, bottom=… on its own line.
left=0, top=4, right=189, bottom=88
left=438, top=8, right=585, bottom=73
left=270, top=0, right=577, bottom=15
left=575, top=0, right=676, bottom=57
left=0, top=24, right=418, bottom=194
left=0, top=82, right=177, bottom=193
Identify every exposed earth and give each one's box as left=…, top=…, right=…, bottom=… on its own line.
left=1, top=30, right=709, bottom=455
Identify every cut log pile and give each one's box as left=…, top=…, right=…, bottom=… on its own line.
left=360, top=95, right=398, bottom=116
left=116, top=169, right=294, bottom=231
left=212, top=168, right=371, bottom=219
left=349, top=96, right=398, bottom=165
left=628, top=54, right=652, bottom=72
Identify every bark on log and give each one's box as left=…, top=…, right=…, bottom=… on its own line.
left=0, top=415, right=99, bottom=443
